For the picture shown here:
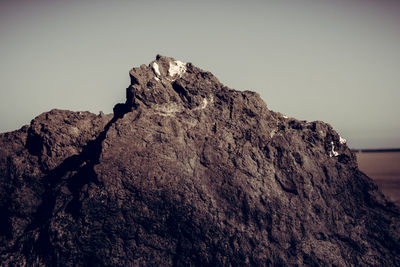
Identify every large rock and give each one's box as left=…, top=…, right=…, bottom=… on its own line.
left=0, top=55, right=399, bottom=266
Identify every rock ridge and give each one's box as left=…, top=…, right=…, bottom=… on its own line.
left=0, top=55, right=399, bottom=266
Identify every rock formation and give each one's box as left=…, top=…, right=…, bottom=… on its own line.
left=1, top=55, right=399, bottom=266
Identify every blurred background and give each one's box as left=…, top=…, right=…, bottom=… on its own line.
left=1, top=0, right=399, bottom=149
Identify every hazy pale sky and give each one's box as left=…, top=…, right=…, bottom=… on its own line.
left=1, top=0, right=399, bottom=149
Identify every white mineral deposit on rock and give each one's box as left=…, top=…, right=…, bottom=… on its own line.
left=330, top=141, right=339, bottom=157
left=152, top=62, right=161, bottom=76
left=168, top=60, right=186, bottom=77
left=340, top=136, right=347, bottom=144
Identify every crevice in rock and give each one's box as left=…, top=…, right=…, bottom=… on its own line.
left=25, top=129, right=43, bottom=156
left=172, top=82, right=192, bottom=107
left=0, top=206, right=12, bottom=239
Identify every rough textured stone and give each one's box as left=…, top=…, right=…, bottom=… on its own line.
left=0, top=55, right=399, bottom=266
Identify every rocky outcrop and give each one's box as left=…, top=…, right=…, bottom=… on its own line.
left=1, top=55, right=399, bottom=266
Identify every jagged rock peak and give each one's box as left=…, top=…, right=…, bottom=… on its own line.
left=0, top=56, right=400, bottom=266
left=125, top=55, right=224, bottom=110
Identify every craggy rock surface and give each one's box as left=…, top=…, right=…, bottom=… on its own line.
left=1, top=55, right=399, bottom=266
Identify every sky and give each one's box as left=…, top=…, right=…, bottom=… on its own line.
left=1, top=0, right=399, bottom=149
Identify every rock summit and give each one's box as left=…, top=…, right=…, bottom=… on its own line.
left=1, top=56, right=399, bottom=266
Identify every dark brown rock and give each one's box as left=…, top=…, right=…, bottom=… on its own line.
left=0, top=56, right=399, bottom=266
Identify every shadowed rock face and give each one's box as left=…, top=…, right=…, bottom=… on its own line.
left=0, top=55, right=399, bottom=266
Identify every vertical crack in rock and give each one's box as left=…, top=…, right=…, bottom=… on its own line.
left=6, top=105, right=132, bottom=264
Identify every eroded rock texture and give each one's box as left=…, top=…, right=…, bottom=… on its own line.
left=1, top=56, right=399, bottom=266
